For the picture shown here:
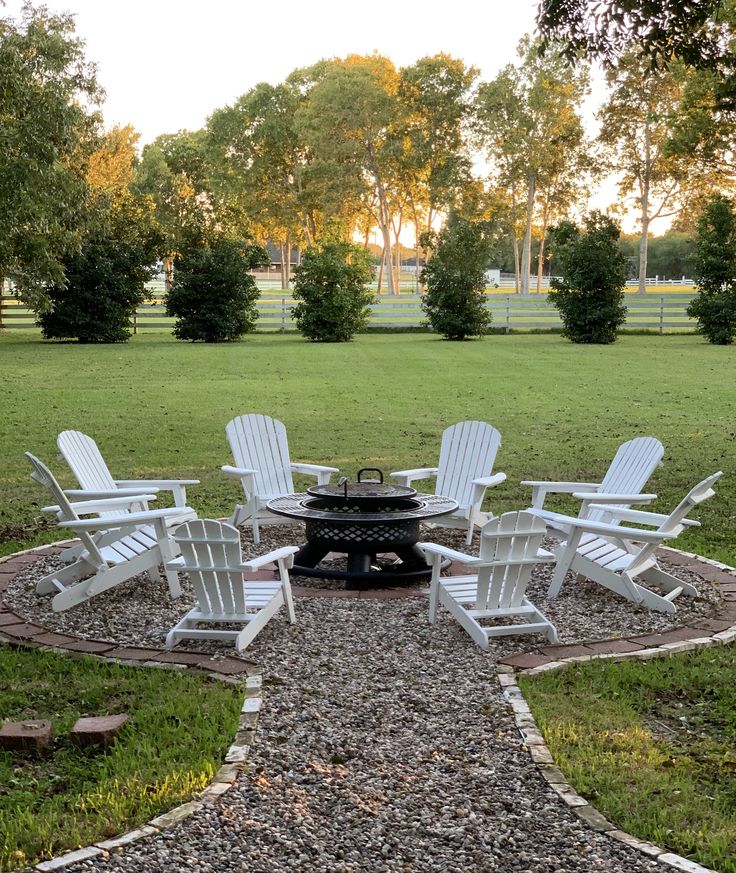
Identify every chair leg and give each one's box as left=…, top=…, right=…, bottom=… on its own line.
left=252, top=515, right=261, bottom=545
left=428, top=558, right=442, bottom=624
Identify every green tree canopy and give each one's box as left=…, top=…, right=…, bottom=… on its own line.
left=0, top=2, right=102, bottom=307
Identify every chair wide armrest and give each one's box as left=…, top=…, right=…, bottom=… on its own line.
left=58, top=506, right=193, bottom=531
left=562, top=516, right=679, bottom=543
left=390, top=468, right=439, bottom=486
left=221, top=465, right=258, bottom=480
left=473, top=472, right=506, bottom=489
left=244, top=546, right=300, bottom=571
left=572, top=492, right=657, bottom=504
left=521, top=479, right=602, bottom=509
left=417, top=542, right=481, bottom=565
left=291, top=463, right=338, bottom=486
left=44, top=494, right=159, bottom=515
left=64, top=488, right=159, bottom=500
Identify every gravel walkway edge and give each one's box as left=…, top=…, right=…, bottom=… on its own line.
left=1, top=542, right=735, bottom=873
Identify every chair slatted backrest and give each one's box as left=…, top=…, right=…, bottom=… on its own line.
left=58, top=430, right=130, bottom=520
left=626, top=471, right=722, bottom=578
left=435, top=421, right=501, bottom=508
left=475, top=511, right=547, bottom=610
left=25, top=452, right=105, bottom=567
left=171, top=519, right=249, bottom=617
left=590, top=436, right=664, bottom=524
left=226, top=415, right=294, bottom=498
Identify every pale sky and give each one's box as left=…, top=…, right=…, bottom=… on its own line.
left=6, top=0, right=540, bottom=145
left=6, top=0, right=642, bottom=230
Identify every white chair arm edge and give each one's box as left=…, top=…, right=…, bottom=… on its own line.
left=244, top=546, right=300, bottom=571
left=63, top=488, right=159, bottom=499
left=221, top=465, right=258, bottom=479
left=572, top=492, right=657, bottom=503
left=58, top=506, right=194, bottom=530
left=114, top=478, right=200, bottom=488
left=472, top=472, right=507, bottom=488
left=520, top=480, right=601, bottom=491
left=290, top=463, right=340, bottom=475
left=417, top=542, right=482, bottom=565
left=44, top=494, right=159, bottom=515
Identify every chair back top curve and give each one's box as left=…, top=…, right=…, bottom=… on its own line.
left=476, top=510, right=547, bottom=610
left=435, top=421, right=501, bottom=508
left=171, top=519, right=249, bottom=616
left=592, top=436, right=664, bottom=523
left=226, top=414, right=294, bottom=497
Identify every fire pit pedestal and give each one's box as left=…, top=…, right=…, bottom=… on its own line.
left=267, top=483, right=458, bottom=586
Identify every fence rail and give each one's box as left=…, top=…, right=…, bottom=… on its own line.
left=0, top=293, right=699, bottom=334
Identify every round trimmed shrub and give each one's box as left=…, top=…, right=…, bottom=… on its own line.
left=420, top=217, right=493, bottom=341
left=687, top=195, right=736, bottom=345
left=548, top=212, right=627, bottom=344
left=167, top=238, right=268, bottom=342
left=291, top=242, right=374, bottom=342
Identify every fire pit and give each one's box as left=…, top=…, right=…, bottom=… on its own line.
left=267, top=468, right=458, bottom=585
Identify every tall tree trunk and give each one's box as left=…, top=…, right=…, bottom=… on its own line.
left=163, top=255, right=174, bottom=295
left=394, top=222, right=402, bottom=295
left=638, top=122, right=652, bottom=295
left=377, top=245, right=385, bottom=294
left=520, top=174, right=536, bottom=296
left=536, top=235, right=547, bottom=295
left=279, top=240, right=287, bottom=290
left=378, top=222, right=395, bottom=295
left=513, top=239, right=521, bottom=295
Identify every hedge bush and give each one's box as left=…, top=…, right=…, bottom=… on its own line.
left=167, top=238, right=268, bottom=342
left=291, top=242, right=374, bottom=342
left=687, top=195, right=736, bottom=345
left=421, top=217, right=493, bottom=340
left=548, top=212, right=627, bottom=344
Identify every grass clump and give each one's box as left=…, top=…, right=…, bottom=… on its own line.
left=0, top=646, right=242, bottom=871
left=520, top=646, right=736, bottom=872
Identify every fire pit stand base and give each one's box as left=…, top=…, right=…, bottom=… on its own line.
left=291, top=543, right=432, bottom=587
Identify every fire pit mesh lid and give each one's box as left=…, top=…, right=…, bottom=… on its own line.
left=307, top=482, right=415, bottom=500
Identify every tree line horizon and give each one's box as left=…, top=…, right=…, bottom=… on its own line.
left=3, top=2, right=735, bottom=310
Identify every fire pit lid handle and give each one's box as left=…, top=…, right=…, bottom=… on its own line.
left=357, top=468, right=384, bottom=484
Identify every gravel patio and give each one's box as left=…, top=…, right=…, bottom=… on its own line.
left=3, top=525, right=729, bottom=873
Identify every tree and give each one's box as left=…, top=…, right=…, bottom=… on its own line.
left=536, top=1, right=732, bottom=75
left=166, top=237, right=269, bottom=342
left=296, top=55, right=403, bottom=294
left=38, top=126, right=160, bottom=343
left=598, top=52, right=724, bottom=293
left=396, top=55, right=479, bottom=287
left=37, top=194, right=159, bottom=343
left=0, top=3, right=101, bottom=307
left=476, top=38, right=591, bottom=294
left=548, top=212, right=627, bottom=344
left=132, top=130, right=213, bottom=292
left=687, top=194, right=736, bottom=343
left=421, top=216, right=494, bottom=340
left=291, top=242, right=374, bottom=342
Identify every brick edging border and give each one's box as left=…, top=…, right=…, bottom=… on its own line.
left=498, top=548, right=736, bottom=873
left=0, top=543, right=262, bottom=872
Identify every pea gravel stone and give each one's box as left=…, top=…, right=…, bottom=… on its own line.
left=62, top=595, right=663, bottom=873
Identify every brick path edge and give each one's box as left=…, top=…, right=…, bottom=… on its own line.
left=0, top=543, right=261, bottom=872
left=499, top=551, right=736, bottom=873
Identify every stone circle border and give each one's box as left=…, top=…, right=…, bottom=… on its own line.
left=0, top=541, right=734, bottom=871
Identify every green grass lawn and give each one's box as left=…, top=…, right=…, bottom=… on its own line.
left=0, top=330, right=733, bottom=562
left=520, top=647, right=736, bottom=873
left=0, top=646, right=242, bottom=871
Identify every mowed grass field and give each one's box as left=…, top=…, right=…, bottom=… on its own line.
left=0, top=331, right=733, bottom=562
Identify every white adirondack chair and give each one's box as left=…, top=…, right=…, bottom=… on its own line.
left=391, top=421, right=506, bottom=544
left=548, top=471, right=722, bottom=613
left=522, top=436, right=664, bottom=536
left=57, top=430, right=198, bottom=559
left=26, top=453, right=189, bottom=612
left=222, top=414, right=339, bottom=544
left=419, top=511, right=558, bottom=649
left=165, top=519, right=298, bottom=651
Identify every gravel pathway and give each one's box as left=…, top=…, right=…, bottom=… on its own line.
left=64, top=595, right=662, bottom=873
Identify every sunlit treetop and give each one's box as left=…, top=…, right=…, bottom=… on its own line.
left=536, top=0, right=734, bottom=71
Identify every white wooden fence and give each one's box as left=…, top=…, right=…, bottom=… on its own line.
left=0, top=293, right=699, bottom=334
